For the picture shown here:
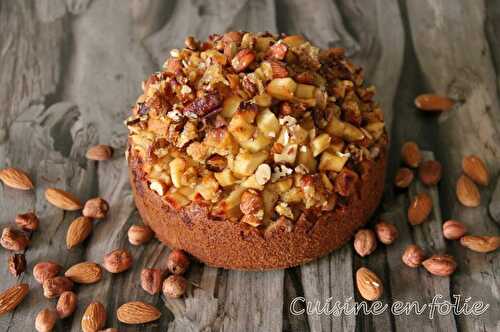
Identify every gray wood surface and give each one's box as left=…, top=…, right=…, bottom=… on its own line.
left=0, top=0, right=498, bottom=331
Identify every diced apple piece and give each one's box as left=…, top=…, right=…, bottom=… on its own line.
left=311, top=133, right=331, bottom=157
left=169, top=158, right=187, bottom=188
left=222, top=95, right=243, bottom=118
left=295, top=84, right=316, bottom=99
left=297, top=146, right=317, bottom=172
left=266, top=78, right=297, bottom=100
left=228, top=114, right=255, bottom=143
left=256, top=108, right=280, bottom=138
left=232, top=150, right=269, bottom=177
left=214, top=169, right=238, bottom=187
left=239, top=132, right=272, bottom=152
left=318, top=152, right=348, bottom=172
left=274, top=144, right=298, bottom=165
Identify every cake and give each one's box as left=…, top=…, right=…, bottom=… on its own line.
left=126, top=32, right=388, bottom=270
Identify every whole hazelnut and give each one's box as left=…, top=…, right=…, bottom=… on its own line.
left=167, top=249, right=191, bottom=275
left=353, top=229, right=377, bottom=257
left=394, top=167, right=414, bottom=188
left=43, top=276, right=74, bottom=299
left=15, top=212, right=39, bottom=232
left=162, top=275, right=188, bottom=298
left=374, top=222, right=399, bottom=245
left=35, top=308, right=57, bottom=332
left=0, top=227, right=30, bottom=251
left=33, top=261, right=61, bottom=284
left=127, top=225, right=153, bottom=246
left=82, top=197, right=109, bottom=219
left=56, top=291, right=77, bottom=318
left=418, top=160, right=442, bottom=186
left=402, top=244, right=425, bottom=268
left=103, top=249, right=133, bottom=273
left=141, top=268, right=163, bottom=295
left=442, top=220, right=467, bottom=240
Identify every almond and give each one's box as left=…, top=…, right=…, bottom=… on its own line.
left=414, top=94, right=454, bottom=112
left=82, top=197, right=109, bottom=219
left=127, top=225, right=153, bottom=246
left=462, top=155, right=489, bottom=186
left=0, top=283, right=29, bottom=316
left=65, top=262, right=102, bottom=284
left=43, top=276, right=73, bottom=299
left=103, top=249, right=133, bottom=273
left=269, top=60, right=288, bottom=78
left=456, top=175, right=480, bottom=207
left=15, top=212, right=39, bottom=232
left=66, top=217, right=93, bottom=249
left=33, top=261, right=61, bottom=284
left=460, top=235, right=500, bottom=253
left=141, top=269, right=163, bottom=295
left=407, top=192, right=433, bottom=225
left=418, top=160, right=442, bottom=186
left=116, top=301, right=161, bottom=324
left=0, top=167, right=34, bottom=190
left=353, top=229, right=377, bottom=257
left=167, top=249, right=191, bottom=275
left=355, top=267, right=383, bottom=301
left=401, top=141, right=422, bottom=168
left=35, top=308, right=57, bottom=332
left=442, top=220, right=467, bottom=240
left=374, top=222, right=398, bottom=245
left=86, top=144, right=113, bottom=161
left=422, top=254, right=457, bottom=277
left=82, top=301, right=106, bottom=332
left=394, top=167, right=414, bottom=188
left=45, top=188, right=82, bottom=211
left=56, top=291, right=77, bottom=318
left=401, top=244, right=425, bottom=268
left=0, top=227, right=30, bottom=251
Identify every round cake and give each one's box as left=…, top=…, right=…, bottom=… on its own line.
left=126, top=32, right=388, bottom=270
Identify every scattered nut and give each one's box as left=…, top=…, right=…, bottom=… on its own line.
left=353, top=229, right=377, bottom=257
left=0, top=227, right=29, bottom=251
left=66, top=216, right=93, bottom=249
left=86, top=144, right=113, bottom=161
left=414, top=94, right=454, bottom=112
left=15, top=212, right=39, bottom=232
left=43, top=276, right=74, bottom=299
left=0, top=283, right=29, bottom=315
left=127, top=225, right=153, bottom=246
left=8, top=254, right=26, bottom=276
left=394, top=167, right=414, bottom=188
left=462, top=155, right=489, bottom=186
left=422, top=254, right=457, bottom=277
left=45, top=188, right=82, bottom=211
left=117, top=301, right=161, bottom=325
left=35, top=308, right=57, bottom=332
left=166, top=249, right=190, bottom=275
left=407, top=192, right=433, bottom=225
left=401, top=141, right=422, bottom=168
left=402, top=244, right=425, bottom=268
left=141, top=269, right=163, bottom=295
left=0, top=167, right=34, bottom=190
left=162, top=275, right=188, bottom=298
left=82, top=197, right=109, bottom=219
left=374, top=222, right=398, bottom=245
left=456, top=175, right=480, bottom=207
left=65, top=262, right=102, bottom=284
left=33, top=261, right=61, bottom=284
left=442, top=220, right=467, bottom=240
left=418, top=160, right=442, bottom=186
left=56, top=291, right=77, bottom=318
left=356, top=267, right=383, bottom=301
left=460, top=235, right=500, bottom=253
left=231, top=49, right=256, bottom=72
left=103, top=249, right=133, bottom=273
left=81, top=301, right=106, bottom=332
left=255, top=164, right=271, bottom=185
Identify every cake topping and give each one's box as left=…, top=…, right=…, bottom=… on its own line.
left=127, top=32, right=387, bottom=227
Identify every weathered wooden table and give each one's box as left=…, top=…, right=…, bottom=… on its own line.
left=1, top=0, right=499, bottom=331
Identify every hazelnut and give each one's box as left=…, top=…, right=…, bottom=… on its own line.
left=401, top=141, right=422, bottom=168
left=82, top=197, right=109, bottom=219
left=353, top=229, right=377, bottom=257
left=43, top=276, right=74, bottom=299
left=407, top=192, right=433, bottom=225
left=35, top=308, right=57, bottom=332
left=442, top=220, right=467, bottom=240
left=127, top=225, right=153, bottom=246
left=0, top=227, right=29, bottom=251
left=33, top=261, right=62, bottom=284
left=418, top=160, right=442, bottom=186
left=162, top=275, right=188, bottom=298
left=141, top=268, right=164, bottom=295
left=103, top=249, right=133, bottom=273
left=239, top=190, right=263, bottom=215
left=167, top=249, right=190, bottom=275
left=8, top=253, right=26, bottom=276
left=15, top=212, right=39, bottom=232
left=401, top=244, right=425, bottom=268
left=394, top=167, right=414, bottom=188
left=374, top=222, right=398, bottom=245
left=56, top=291, right=77, bottom=318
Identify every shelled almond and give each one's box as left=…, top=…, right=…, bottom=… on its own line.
left=422, top=254, right=457, bottom=277
left=353, top=229, right=377, bottom=257
left=35, top=308, right=57, bottom=332
left=456, top=175, right=480, bottom=207
left=442, top=220, right=467, bottom=240
left=460, top=235, right=500, bottom=253
left=356, top=267, right=383, bottom=301
left=414, top=94, right=454, bottom=112
left=81, top=301, right=106, bottom=332
left=407, top=192, right=433, bottom=225
left=45, top=188, right=82, bottom=211
left=418, top=160, right=442, bottom=186
left=401, top=141, right=422, bottom=168
left=0, top=283, right=29, bottom=316
left=66, top=217, right=93, bottom=249
left=86, top=144, right=113, bottom=161
left=56, top=291, right=77, bottom=318
left=116, top=301, right=161, bottom=324
left=65, top=262, right=102, bottom=284
left=0, top=167, right=34, bottom=190
left=462, top=155, right=489, bottom=186
left=374, top=222, right=398, bottom=245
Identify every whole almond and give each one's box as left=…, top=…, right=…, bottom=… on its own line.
left=418, top=160, right=442, bottom=186
left=414, top=94, right=454, bottom=112
left=83, top=197, right=109, bottom=219
left=86, top=144, right=113, bottom=161
left=353, top=229, right=377, bottom=257
left=422, top=254, right=457, bottom=277
left=35, top=308, right=57, bottom=332
left=141, top=269, right=163, bottom=295
left=66, top=217, right=93, bottom=249
left=394, top=167, right=414, bottom=188
left=0, top=227, right=30, bottom=251
left=127, top=225, right=153, bottom=246
left=442, top=220, right=467, bottom=240
left=82, top=301, right=106, bottom=332
left=407, top=192, right=433, bottom=225
left=103, top=249, right=133, bottom=273
left=0, top=167, right=34, bottom=190
left=456, top=175, right=480, bottom=207
left=462, top=155, right=489, bottom=186
left=374, top=222, right=398, bottom=245
left=43, top=276, right=73, bottom=299
left=65, top=262, right=102, bottom=284
left=45, top=188, right=82, bottom=211
left=56, top=291, right=77, bottom=318
left=33, top=261, right=61, bottom=284
left=355, top=267, right=383, bottom=301
left=460, top=235, right=500, bottom=253
left=162, top=275, right=187, bottom=298
left=116, top=301, right=161, bottom=324
left=402, top=244, right=425, bottom=268
left=15, top=212, right=39, bottom=232
left=8, top=254, right=26, bottom=276
left=401, top=141, right=422, bottom=168
left=166, top=249, right=190, bottom=275
left=0, top=283, right=29, bottom=316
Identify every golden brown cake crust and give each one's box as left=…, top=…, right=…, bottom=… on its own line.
left=129, top=146, right=386, bottom=270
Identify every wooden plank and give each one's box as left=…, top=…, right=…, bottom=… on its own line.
left=405, top=1, right=500, bottom=331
